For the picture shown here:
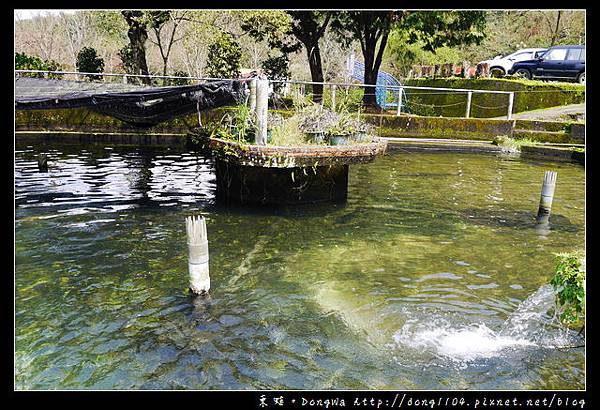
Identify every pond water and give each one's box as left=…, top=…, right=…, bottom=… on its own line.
left=15, top=141, right=585, bottom=390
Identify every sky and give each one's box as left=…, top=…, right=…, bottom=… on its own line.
left=14, top=10, right=77, bottom=21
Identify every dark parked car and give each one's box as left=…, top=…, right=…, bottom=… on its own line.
left=508, top=45, right=585, bottom=84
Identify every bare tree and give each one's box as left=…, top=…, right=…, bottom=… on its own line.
left=546, top=11, right=563, bottom=46
left=15, top=13, right=61, bottom=61
left=59, top=12, right=92, bottom=67
left=147, top=10, right=190, bottom=77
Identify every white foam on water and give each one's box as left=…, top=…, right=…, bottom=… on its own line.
left=393, top=321, right=535, bottom=362
left=392, top=285, right=582, bottom=363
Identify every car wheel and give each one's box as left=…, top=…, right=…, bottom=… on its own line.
left=577, top=72, right=585, bottom=85
left=515, top=68, right=531, bottom=80
left=490, top=67, right=505, bottom=78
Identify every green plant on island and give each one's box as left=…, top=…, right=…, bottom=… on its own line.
left=196, top=104, right=256, bottom=144
left=550, top=250, right=585, bottom=328
left=196, top=101, right=375, bottom=147
left=270, top=115, right=312, bottom=146
left=296, top=103, right=339, bottom=135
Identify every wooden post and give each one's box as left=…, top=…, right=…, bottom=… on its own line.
left=186, top=215, right=210, bottom=294
left=255, top=78, right=269, bottom=146
left=249, top=78, right=257, bottom=112
left=507, top=92, right=515, bottom=120
left=396, top=87, right=403, bottom=116
left=37, top=153, right=48, bottom=172
left=123, top=75, right=128, bottom=84
left=465, top=91, right=473, bottom=118
left=537, top=171, right=557, bottom=224
left=331, top=84, right=337, bottom=111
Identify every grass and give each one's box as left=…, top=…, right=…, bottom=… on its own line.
left=270, top=116, right=315, bottom=146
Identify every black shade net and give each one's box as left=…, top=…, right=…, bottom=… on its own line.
left=15, top=77, right=248, bottom=127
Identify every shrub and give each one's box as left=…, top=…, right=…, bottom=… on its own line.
left=403, top=96, right=438, bottom=117
left=76, top=47, right=105, bottom=81
left=166, top=70, right=191, bottom=86
left=261, top=54, right=290, bottom=92
left=550, top=250, right=585, bottom=326
left=205, top=32, right=242, bottom=79
left=118, top=45, right=136, bottom=75
left=491, top=135, right=538, bottom=153
left=15, top=52, right=63, bottom=79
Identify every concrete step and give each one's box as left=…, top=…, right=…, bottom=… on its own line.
left=512, top=129, right=580, bottom=144
left=514, top=119, right=571, bottom=132
left=384, top=137, right=501, bottom=153
left=520, top=144, right=584, bottom=165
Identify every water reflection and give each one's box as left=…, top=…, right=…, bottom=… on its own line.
left=15, top=142, right=585, bottom=390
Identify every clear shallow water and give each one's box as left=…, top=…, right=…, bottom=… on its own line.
left=15, top=142, right=585, bottom=390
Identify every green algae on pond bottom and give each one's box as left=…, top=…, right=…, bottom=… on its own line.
left=15, top=142, right=585, bottom=389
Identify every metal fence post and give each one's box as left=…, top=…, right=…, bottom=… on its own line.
left=396, top=87, right=404, bottom=116
left=465, top=91, right=473, bottom=118
left=507, top=92, right=515, bottom=120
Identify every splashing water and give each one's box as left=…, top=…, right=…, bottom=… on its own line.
left=393, top=285, right=582, bottom=363
left=500, top=285, right=558, bottom=341
left=393, top=320, right=535, bottom=363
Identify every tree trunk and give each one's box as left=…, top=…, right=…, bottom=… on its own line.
left=306, top=44, right=324, bottom=103
left=122, top=11, right=151, bottom=85
left=551, top=11, right=562, bottom=46
left=361, top=30, right=390, bottom=110
left=362, top=40, right=378, bottom=108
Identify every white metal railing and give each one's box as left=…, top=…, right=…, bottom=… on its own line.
left=15, top=69, right=519, bottom=119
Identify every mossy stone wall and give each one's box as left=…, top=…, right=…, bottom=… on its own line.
left=364, top=114, right=514, bottom=140
left=14, top=107, right=246, bottom=134
left=402, top=78, right=585, bottom=118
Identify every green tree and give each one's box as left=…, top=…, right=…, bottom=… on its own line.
left=205, top=32, right=242, bottom=78
left=241, top=11, right=331, bottom=103
left=383, top=30, right=463, bottom=78
left=332, top=11, right=486, bottom=109
left=261, top=54, right=290, bottom=92
left=76, top=46, right=105, bottom=80
left=460, top=11, right=585, bottom=63
left=286, top=12, right=332, bottom=103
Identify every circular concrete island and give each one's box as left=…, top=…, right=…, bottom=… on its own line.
left=208, top=137, right=388, bottom=205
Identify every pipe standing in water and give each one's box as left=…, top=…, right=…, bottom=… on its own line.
left=537, top=171, right=557, bottom=224
left=186, top=215, right=210, bottom=294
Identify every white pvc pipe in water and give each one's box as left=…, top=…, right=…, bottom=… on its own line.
left=186, top=215, right=210, bottom=294
left=537, top=171, right=557, bottom=223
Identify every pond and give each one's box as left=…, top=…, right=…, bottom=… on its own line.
left=15, top=141, right=585, bottom=390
